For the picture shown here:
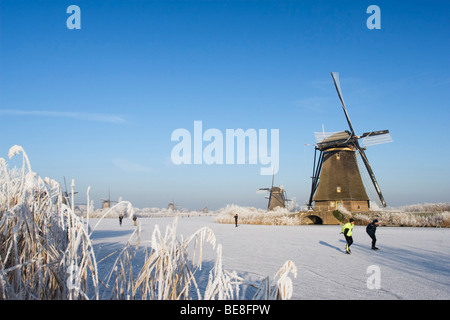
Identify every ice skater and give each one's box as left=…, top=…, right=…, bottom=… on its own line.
left=341, top=218, right=355, bottom=254
left=366, top=219, right=379, bottom=250
left=119, top=213, right=124, bottom=226
left=234, top=213, right=238, bottom=227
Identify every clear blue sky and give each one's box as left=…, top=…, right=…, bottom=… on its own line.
left=1, top=0, right=449, bottom=210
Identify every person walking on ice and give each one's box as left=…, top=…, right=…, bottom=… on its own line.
left=234, top=213, right=238, bottom=227
left=119, top=213, right=124, bottom=227
left=341, top=218, right=355, bottom=254
left=366, top=219, right=379, bottom=250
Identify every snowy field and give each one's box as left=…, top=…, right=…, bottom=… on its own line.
left=89, top=216, right=450, bottom=300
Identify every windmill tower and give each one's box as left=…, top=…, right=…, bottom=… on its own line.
left=308, top=72, right=392, bottom=212
left=258, top=172, right=290, bottom=211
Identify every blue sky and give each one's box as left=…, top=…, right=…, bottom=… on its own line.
left=1, top=0, right=449, bottom=210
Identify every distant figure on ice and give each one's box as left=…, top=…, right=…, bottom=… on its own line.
left=132, top=215, right=137, bottom=226
left=234, top=213, right=238, bottom=227
left=366, top=219, right=379, bottom=250
left=119, top=213, right=124, bottom=227
left=341, top=218, right=355, bottom=254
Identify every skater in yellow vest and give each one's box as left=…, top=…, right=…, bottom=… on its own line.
left=341, top=218, right=355, bottom=254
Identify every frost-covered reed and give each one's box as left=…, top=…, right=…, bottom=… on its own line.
left=0, top=145, right=296, bottom=300
left=99, top=217, right=296, bottom=300
left=0, top=146, right=98, bottom=299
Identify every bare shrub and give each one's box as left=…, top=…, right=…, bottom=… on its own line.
left=214, top=204, right=300, bottom=226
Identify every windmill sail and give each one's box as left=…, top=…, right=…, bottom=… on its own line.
left=361, top=131, right=393, bottom=147
left=331, top=72, right=355, bottom=135
left=354, top=143, right=386, bottom=207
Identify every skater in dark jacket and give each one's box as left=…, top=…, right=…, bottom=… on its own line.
left=366, top=219, right=379, bottom=250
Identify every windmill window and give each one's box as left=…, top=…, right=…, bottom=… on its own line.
left=336, top=153, right=340, bottom=160
left=357, top=205, right=361, bottom=210
left=337, top=186, right=341, bottom=193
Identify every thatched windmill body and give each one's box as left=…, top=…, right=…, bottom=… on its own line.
left=308, top=72, right=392, bottom=212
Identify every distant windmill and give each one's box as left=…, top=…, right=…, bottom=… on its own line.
left=62, top=176, right=78, bottom=207
left=168, top=198, right=178, bottom=211
left=258, top=171, right=290, bottom=211
left=308, top=72, right=392, bottom=212
left=101, top=189, right=118, bottom=209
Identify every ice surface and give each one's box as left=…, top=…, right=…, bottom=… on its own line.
left=88, top=216, right=450, bottom=300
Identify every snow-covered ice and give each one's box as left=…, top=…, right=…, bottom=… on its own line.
left=88, top=216, right=450, bottom=300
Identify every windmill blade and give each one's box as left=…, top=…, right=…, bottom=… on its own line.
left=271, top=169, right=275, bottom=189
left=314, top=131, right=340, bottom=144
left=361, top=130, right=393, bottom=147
left=267, top=189, right=273, bottom=210
left=64, top=176, right=68, bottom=194
left=361, top=130, right=389, bottom=137
left=257, top=188, right=270, bottom=194
left=355, top=143, right=386, bottom=207
left=308, top=148, right=323, bottom=207
left=284, top=190, right=291, bottom=202
left=266, top=168, right=275, bottom=210
left=331, top=72, right=355, bottom=136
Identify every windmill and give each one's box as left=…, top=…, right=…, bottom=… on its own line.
left=168, top=198, right=178, bottom=211
left=101, top=189, right=118, bottom=209
left=307, top=72, right=392, bottom=212
left=62, top=176, right=78, bottom=207
left=258, top=172, right=290, bottom=211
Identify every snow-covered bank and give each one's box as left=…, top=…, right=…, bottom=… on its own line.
left=85, top=202, right=450, bottom=228
left=89, top=216, right=450, bottom=300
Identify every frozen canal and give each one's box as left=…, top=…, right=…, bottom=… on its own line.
left=88, top=216, right=450, bottom=300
